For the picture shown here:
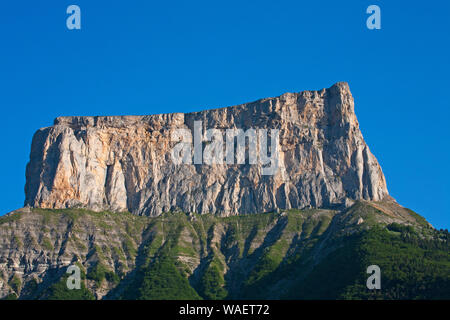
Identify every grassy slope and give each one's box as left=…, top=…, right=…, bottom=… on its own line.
left=0, top=201, right=448, bottom=300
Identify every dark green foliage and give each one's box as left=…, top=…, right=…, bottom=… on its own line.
left=46, top=274, right=95, bottom=300
left=121, top=255, right=201, bottom=300
left=3, top=293, right=18, bottom=300
left=386, top=222, right=414, bottom=234
left=283, top=226, right=450, bottom=299
left=87, top=263, right=119, bottom=286
left=345, top=226, right=449, bottom=299
left=282, top=234, right=363, bottom=299
left=241, top=253, right=280, bottom=298
left=20, top=278, right=39, bottom=299
left=119, top=213, right=202, bottom=300
left=198, top=263, right=228, bottom=300
left=9, top=276, right=21, bottom=293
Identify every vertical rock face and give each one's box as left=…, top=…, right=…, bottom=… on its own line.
left=24, top=82, right=389, bottom=216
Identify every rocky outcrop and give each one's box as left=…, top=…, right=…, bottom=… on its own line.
left=0, top=208, right=147, bottom=299
left=25, top=82, right=388, bottom=216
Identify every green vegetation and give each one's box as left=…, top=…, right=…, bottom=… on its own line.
left=405, top=208, right=430, bottom=228
left=121, top=255, right=201, bottom=300
left=87, top=263, right=120, bottom=286
left=241, top=252, right=280, bottom=298
left=3, top=293, right=18, bottom=300
left=1, top=205, right=448, bottom=300
left=12, top=235, right=23, bottom=248
left=282, top=225, right=450, bottom=299
left=119, top=213, right=202, bottom=300
left=0, top=211, right=23, bottom=225
left=9, top=275, right=21, bottom=293
left=46, top=274, right=95, bottom=300
left=198, top=262, right=228, bottom=300
left=41, top=237, right=54, bottom=251
left=122, top=236, right=137, bottom=259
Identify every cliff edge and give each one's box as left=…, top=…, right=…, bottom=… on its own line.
left=25, top=82, right=389, bottom=216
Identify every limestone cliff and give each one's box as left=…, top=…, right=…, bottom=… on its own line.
left=25, top=82, right=388, bottom=216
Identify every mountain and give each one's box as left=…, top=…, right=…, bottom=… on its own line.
left=0, top=201, right=448, bottom=300
left=0, top=83, right=448, bottom=300
left=25, top=82, right=387, bottom=216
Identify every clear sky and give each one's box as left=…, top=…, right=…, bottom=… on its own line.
left=0, top=1, right=449, bottom=229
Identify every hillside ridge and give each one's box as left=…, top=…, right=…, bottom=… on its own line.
left=1, top=199, right=445, bottom=300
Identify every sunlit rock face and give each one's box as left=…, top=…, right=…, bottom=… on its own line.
left=24, top=82, right=388, bottom=216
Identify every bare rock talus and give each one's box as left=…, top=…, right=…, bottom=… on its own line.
left=25, top=82, right=389, bottom=216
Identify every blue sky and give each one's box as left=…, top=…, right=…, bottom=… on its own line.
left=0, top=1, right=449, bottom=229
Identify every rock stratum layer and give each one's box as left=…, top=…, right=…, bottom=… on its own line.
left=25, top=82, right=388, bottom=216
